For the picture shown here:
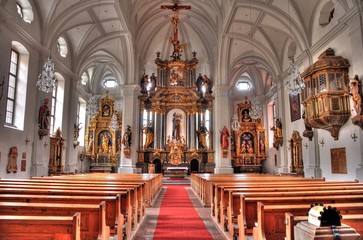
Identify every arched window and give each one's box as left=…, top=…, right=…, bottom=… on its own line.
left=50, top=74, right=65, bottom=134
left=77, top=98, right=87, bottom=146
left=103, top=78, right=118, bottom=88
left=4, top=42, right=29, bottom=130
left=57, top=37, right=68, bottom=57
left=16, top=0, right=33, bottom=23
left=319, top=2, right=335, bottom=27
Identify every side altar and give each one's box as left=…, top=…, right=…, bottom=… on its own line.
left=231, top=98, right=267, bottom=173
left=84, top=92, right=122, bottom=173
left=136, top=2, right=215, bottom=174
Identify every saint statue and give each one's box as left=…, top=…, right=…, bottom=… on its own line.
left=196, top=124, right=208, bottom=148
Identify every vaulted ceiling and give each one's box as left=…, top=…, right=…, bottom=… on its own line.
left=16, top=0, right=358, bottom=98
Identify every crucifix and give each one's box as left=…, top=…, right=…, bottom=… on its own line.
left=161, top=1, right=191, bottom=59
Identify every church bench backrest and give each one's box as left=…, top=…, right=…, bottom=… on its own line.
left=213, top=181, right=361, bottom=223
left=0, top=193, right=126, bottom=240
left=0, top=212, right=81, bottom=240
left=221, top=185, right=363, bottom=238
left=255, top=202, right=363, bottom=240
left=285, top=212, right=363, bottom=240
left=0, top=187, right=136, bottom=239
left=235, top=194, right=363, bottom=240
left=0, top=201, right=109, bottom=240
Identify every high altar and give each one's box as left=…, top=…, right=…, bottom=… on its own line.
left=136, top=3, right=215, bottom=174
left=84, top=92, right=122, bottom=172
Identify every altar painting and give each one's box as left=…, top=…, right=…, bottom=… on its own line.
left=98, top=130, right=112, bottom=154
left=237, top=132, right=256, bottom=156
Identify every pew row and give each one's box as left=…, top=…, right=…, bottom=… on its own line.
left=285, top=212, right=363, bottom=240
left=0, top=213, right=81, bottom=240
left=0, top=194, right=125, bottom=240
left=253, top=202, right=363, bottom=240
left=0, top=201, right=110, bottom=239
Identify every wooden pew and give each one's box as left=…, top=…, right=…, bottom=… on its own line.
left=0, top=212, right=81, bottom=240
left=212, top=180, right=357, bottom=220
left=0, top=201, right=109, bottom=240
left=31, top=173, right=163, bottom=206
left=191, top=173, right=324, bottom=207
left=223, top=184, right=363, bottom=237
left=0, top=193, right=126, bottom=240
left=285, top=212, right=363, bottom=240
left=0, top=181, right=142, bottom=227
left=236, top=194, right=363, bottom=240
left=213, top=181, right=358, bottom=225
left=254, top=202, right=363, bottom=240
left=233, top=190, right=363, bottom=240
left=0, top=187, right=135, bottom=239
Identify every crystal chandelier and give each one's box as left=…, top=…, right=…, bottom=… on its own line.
left=109, top=113, right=119, bottom=131
left=231, top=113, right=240, bottom=131
left=250, top=96, right=262, bottom=119
left=285, top=61, right=305, bottom=95
left=86, top=95, right=98, bottom=118
left=36, top=56, right=57, bottom=93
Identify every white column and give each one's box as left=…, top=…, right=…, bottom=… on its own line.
left=304, top=129, right=322, bottom=178
left=118, top=85, right=139, bottom=173
left=348, top=9, right=363, bottom=181
left=213, top=85, right=233, bottom=174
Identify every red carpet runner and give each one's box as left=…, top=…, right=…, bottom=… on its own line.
left=154, top=185, right=212, bottom=240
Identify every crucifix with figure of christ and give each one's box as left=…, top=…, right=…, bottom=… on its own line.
left=161, top=0, right=191, bottom=59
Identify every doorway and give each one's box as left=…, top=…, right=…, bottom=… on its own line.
left=153, top=159, right=162, bottom=173
left=190, top=159, right=199, bottom=174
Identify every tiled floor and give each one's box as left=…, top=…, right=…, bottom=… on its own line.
left=131, top=183, right=228, bottom=240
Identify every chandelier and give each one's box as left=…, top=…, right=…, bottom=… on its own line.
left=231, top=113, right=240, bottom=131
left=109, top=113, right=119, bottom=131
left=36, top=56, right=57, bottom=93
left=285, top=61, right=305, bottom=95
left=86, top=95, right=98, bottom=118
left=249, top=96, right=262, bottom=119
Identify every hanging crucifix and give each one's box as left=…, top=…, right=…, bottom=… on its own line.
left=161, top=0, right=191, bottom=60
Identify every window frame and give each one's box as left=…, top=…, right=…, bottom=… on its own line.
left=5, top=49, right=20, bottom=126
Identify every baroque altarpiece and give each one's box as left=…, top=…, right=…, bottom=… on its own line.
left=84, top=92, right=122, bottom=172
left=135, top=2, right=215, bottom=174
left=231, top=99, right=267, bottom=173
left=136, top=52, right=215, bottom=174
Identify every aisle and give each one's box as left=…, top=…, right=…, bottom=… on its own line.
left=132, top=185, right=225, bottom=240
left=154, top=185, right=212, bottom=240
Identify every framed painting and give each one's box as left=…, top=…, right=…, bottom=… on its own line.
left=289, top=93, right=301, bottom=122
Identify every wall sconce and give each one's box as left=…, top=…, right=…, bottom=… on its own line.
left=44, top=142, right=48, bottom=148
left=304, top=143, right=308, bottom=149
left=25, top=137, right=30, bottom=145
left=319, top=138, right=325, bottom=147
left=351, top=133, right=358, bottom=142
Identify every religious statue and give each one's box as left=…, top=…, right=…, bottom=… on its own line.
left=7, top=146, right=18, bottom=173
left=220, top=126, right=230, bottom=149
left=73, top=123, right=82, bottom=147
left=149, top=73, right=157, bottom=91
left=140, top=73, right=148, bottom=94
left=122, top=125, right=132, bottom=149
left=196, top=73, right=203, bottom=93
left=196, top=124, right=208, bottom=148
left=270, top=118, right=283, bottom=150
left=38, top=98, right=50, bottom=129
left=203, top=75, right=212, bottom=94
left=172, top=112, right=182, bottom=141
left=100, top=131, right=111, bottom=153
left=220, top=126, right=230, bottom=158
left=143, top=124, right=154, bottom=148
left=349, top=74, right=362, bottom=116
